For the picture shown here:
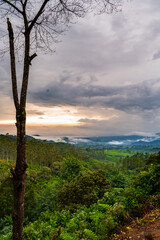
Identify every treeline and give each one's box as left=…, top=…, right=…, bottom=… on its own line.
left=0, top=135, right=106, bottom=169
left=122, top=152, right=150, bottom=170
left=0, top=135, right=16, bottom=161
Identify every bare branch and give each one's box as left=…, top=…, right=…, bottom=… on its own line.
left=7, top=18, right=20, bottom=109
left=1, top=0, right=23, bottom=15
left=20, top=31, right=30, bottom=108
left=59, top=0, right=86, bottom=17
left=24, top=0, right=28, bottom=8
left=29, top=52, right=37, bottom=65
left=0, top=0, right=121, bottom=54
left=28, top=0, right=49, bottom=32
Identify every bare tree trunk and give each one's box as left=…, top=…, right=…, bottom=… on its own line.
left=11, top=109, right=27, bottom=240
left=8, top=18, right=29, bottom=240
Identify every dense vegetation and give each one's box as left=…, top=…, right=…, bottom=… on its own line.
left=0, top=135, right=160, bottom=239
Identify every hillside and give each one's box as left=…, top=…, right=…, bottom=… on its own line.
left=113, top=209, right=160, bottom=240
left=0, top=135, right=160, bottom=239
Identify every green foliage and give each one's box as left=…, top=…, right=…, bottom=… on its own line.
left=0, top=176, right=13, bottom=219
left=110, top=172, right=127, bottom=188
left=122, top=152, right=148, bottom=170
left=83, top=229, right=98, bottom=239
left=132, top=164, right=160, bottom=195
left=26, top=139, right=64, bottom=167
left=58, top=170, right=110, bottom=211
left=0, top=135, right=16, bottom=162
left=97, top=203, right=111, bottom=213
left=33, top=184, right=57, bottom=219
left=104, top=149, right=133, bottom=162
left=23, top=220, right=53, bottom=240
left=146, top=152, right=160, bottom=165
left=39, top=166, right=52, bottom=179
left=99, top=188, right=125, bottom=205
left=51, top=161, right=63, bottom=175
left=0, top=216, right=12, bottom=240
left=1, top=136, right=160, bottom=239
left=149, top=194, right=160, bottom=208
left=60, top=231, right=78, bottom=240
left=0, top=217, right=12, bottom=240
left=80, top=148, right=106, bottom=161
left=60, top=157, right=82, bottom=181
left=0, top=160, right=13, bottom=181
left=24, top=184, right=37, bottom=220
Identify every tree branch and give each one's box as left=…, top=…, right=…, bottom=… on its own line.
left=59, top=0, right=85, bottom=16
left=29, top=53, right=37, bottom=65
left=28, top=0, right=49, bottom=32
left=23, top=0, right=28, bottom=8
left=21, top=0, right=29, bottom=31
left=20, top=31, right=30, bottom=108
left=2, top=0, right=23, bottom=14
left=7, top=18, right=20, bottom=110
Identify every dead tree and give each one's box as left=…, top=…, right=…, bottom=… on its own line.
left=0, top=0, right=121, bottom=239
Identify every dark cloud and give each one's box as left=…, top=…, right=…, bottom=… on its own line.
left=68, top=116, right=158, bottom=136
left=29, top=77, right=160, bottom=113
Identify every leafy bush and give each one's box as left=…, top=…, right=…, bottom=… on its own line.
left=99, top=188, right=125, bottom=206
left=83, top=229, right=98, bottom=239
left=149, top=194, right=160, bottom=208
left=0, top=216, right=12, bottom=231
left=58, top=170, right=110, bottom=211
left=33, top=184, right=57, bottom=219
left=0, top=176, right=13, bottom=219
left=60, top=157, right=82, bottom=181
left=60, top=231, right=78, bottom=240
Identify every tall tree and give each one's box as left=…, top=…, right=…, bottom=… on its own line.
left=0, top=0, right=121, bottom=239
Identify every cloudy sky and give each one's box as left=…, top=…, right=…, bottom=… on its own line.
left=1, top=0, right=160, bottom=138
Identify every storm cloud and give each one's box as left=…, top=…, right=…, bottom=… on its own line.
left=30, top=78, right=160, bottom=113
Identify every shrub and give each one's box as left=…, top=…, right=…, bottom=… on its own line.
left=58, top=170, right=110, bottom=211
left=60, top=157, right=82, bottom=181
left=83, top=229, right=98, bottom=240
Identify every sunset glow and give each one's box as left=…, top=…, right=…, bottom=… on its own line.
left=26, top=115, right=81, bottom=125
left=0, top=103, right=107, bottom=127
left=0, top=116, right=81, bottom=126
left=0, top=120, right=16, bottom=125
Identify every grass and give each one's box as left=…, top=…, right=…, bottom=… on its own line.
left=104, top=149, right=134, bottom=162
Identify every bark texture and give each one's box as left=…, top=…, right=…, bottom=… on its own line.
left=11, top=109, right=27, bottom=240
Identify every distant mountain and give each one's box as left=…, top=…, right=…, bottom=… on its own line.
left=3, top=133, right=160, bottom=147
left=132, top=139, right=160, bottom=146
left=50, top=134, right=160, bottom=146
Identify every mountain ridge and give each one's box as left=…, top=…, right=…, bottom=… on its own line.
left=2, top=133, right=160, bottom=146
left=33, top=134, right=160, bottom=146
